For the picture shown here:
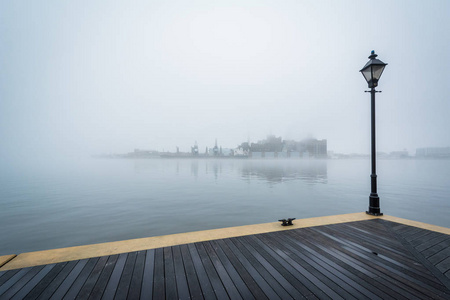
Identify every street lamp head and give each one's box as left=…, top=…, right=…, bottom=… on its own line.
left=360, top=50, right=387, bottom=88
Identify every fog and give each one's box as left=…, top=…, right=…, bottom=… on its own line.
left=1, top=0, right=449, bottom=162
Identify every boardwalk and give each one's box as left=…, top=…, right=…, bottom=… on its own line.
left=0, top=219, right=449, bottom=299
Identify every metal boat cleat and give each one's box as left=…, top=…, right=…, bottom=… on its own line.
left=278, top=218, right=296, bottom=226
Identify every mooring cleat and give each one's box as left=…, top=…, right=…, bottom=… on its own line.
left=278, top=219, right=288, bottom=226
left=279, top=218, right=296, bottom=226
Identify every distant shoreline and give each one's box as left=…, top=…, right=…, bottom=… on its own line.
left=92, top=154, right=450, bottom=160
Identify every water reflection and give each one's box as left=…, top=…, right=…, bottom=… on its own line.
left=191, top=161, right=198, bottom=177
left=205, top=161, right=221, bottom=180
left=133, top=159, right=327, bottom=185
left=240, top=160, right=327, bottom=185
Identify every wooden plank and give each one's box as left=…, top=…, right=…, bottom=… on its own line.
left=11, top=264, right=54, bottom=300
left=319, top=225, right=437, bottom=281
left=114, top=251, right=138, bottom=299
left=416, top=235, right=450, bottom=253
left=195, top=242, right=229, bottom=300
left=392, top=224, right=419, bottom=236
left=253, top=233, right=346, bottom=300
left=317, top=225, right=406, bottom=263
left=0, top=269, right=20, bottom=286
left=374, top=276, right=422, bottom=300
left=334, top=222, right=401, bottom=250
left=228, top=237, right=292, bottom=299
left=179, top=243, right=209, bottom=300
left=408, top=230, right=438, bottom=243
left=219, top=239, right=279, bottom=300
left=213, top=240, right=268, bottom=300
left=209, top=240, right=256, bottom=300
left=243, top=235, right=317, bottom=299
left=203, top=241, right=243, bottom=300
left=24, top=262, right=68, bottom=300
left=355, top=222, right=439, bottom=279
left=100, top=253, right=128, bottom=299
left=76, top=256, right=109, bottom=299
left=0, top=267, right=32, bottom=297
left=385, top=218, right=448, bottom=235
left=358, top=220, right=415, bottom=250
left=436, top=257, right=450, bottom=274
left=87, top=254, right=119, bottom=300
left=172, top=245, right=190, bottom=300
left=316, top=221, right=450, bottom=296
left=397, top=226, right=423, bottom=237
left=344, top=222, right=406, bottom=249
left=163, top=247, right=178, bottom=300
left=405, top=229, right=433, bottom=242
left=410, top=231, right=443, bottom=247
left=429, top=247, right=450, bottom=265
left=348, top=222, right=450, bottom=297
left=284, top=229, right=399, bottom=300
left=308, top=227, right=432, bottom=300
left=297, top=227, right=412, bottom=300
left=392, top=223, right=411, bottom=234
left=35, top=260, right=78, bottom=300
left=271, top=231, right=381, bottom=300
left=422, top=239, right=450, bottom=259
left=0, top=266, right=43, bottom=299
left=335, top=223, right=415, bottom=259
left=332, top=237, right=449, bottom=298
left=353, top=220, right=397, bottom=239
left=62, top=257, right=99, bottom=300
left=127, top=250, right=146, bottom=299
left=353, top=222, right=413, bottom=257
left=49, top=259, right=89, bottom=300
left=140, top=249, right=155, bottom=299
left=312, top=221, right=442, bottom=296
left=268, top=232, right=366, bottom=299
left=330, top=249, right=415, bottom=299
left=152, top=248, right=165, bottom=300
left=188, top=243, right=217, bottom=300
left=342, top=240, right=447, bottom=295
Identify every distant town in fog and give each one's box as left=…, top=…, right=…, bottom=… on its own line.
left=94, top=135, right=450, bottom=160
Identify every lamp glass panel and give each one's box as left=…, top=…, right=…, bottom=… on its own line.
left=372, top=64, right=386, bottom=81
left=361, top=67, right=372, bottom=83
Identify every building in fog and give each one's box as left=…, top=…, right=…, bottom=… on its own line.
left=250, top=135, right=284, bottom=153
left=248, top=135, right=327, bottom=158
left=291, top=138, right=327, bottom=158
left=416, top=147, right=450, bottom=158
left=389, top=150, right=409, bottom=158
left=191, top=141, right=199, bottom=155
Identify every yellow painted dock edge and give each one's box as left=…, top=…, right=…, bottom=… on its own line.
left=0, top=255, right=16, bottom=268
left=1, top=212, right=449, bottom=271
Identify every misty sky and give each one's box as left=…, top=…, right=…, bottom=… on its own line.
left=1, top=0, right=449, bottom=160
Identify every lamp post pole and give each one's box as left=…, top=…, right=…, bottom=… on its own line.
left=360, top=50, right=387, bottom=216
left=368, top=87, right=381, bottom=215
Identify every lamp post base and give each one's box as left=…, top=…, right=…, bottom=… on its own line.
left=366, top=194, right=383, bottom=216
left=366, top=211, right=383, bottom=216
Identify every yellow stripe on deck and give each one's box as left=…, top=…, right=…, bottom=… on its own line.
left=1, top=212, right=448, bottom=271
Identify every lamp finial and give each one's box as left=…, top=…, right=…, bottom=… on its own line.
left=369, top=50, right=378, bottom=59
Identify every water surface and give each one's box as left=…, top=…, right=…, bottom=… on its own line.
left=0, top=158, right=448, bottom=255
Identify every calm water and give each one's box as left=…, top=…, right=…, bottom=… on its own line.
left=0, top=158, right=449, bottom=255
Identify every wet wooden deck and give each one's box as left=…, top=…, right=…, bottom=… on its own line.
left=1, top=219, right=449, bottom=299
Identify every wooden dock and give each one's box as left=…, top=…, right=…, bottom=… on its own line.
left=0, top=217, right=449, bottom=299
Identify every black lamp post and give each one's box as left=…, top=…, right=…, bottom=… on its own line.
left=360, top=50, right=387, bottom=216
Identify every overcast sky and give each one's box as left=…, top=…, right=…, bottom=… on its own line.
left=1, top=0, right=449, bottom=159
